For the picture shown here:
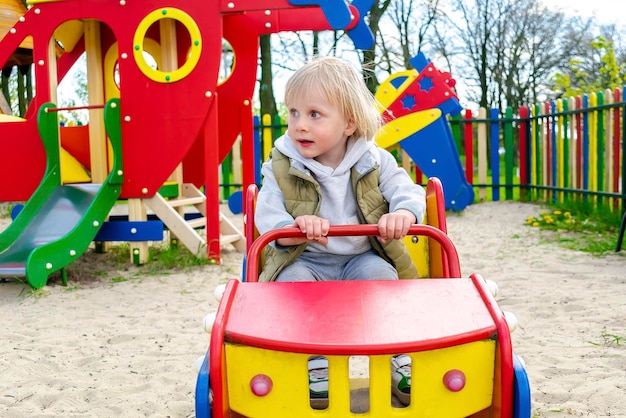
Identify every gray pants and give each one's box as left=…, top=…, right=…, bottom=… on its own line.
left=275, top=250, right=398, bottom=282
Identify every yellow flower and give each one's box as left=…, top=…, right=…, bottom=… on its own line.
left=532, top=222, right=540, bottom=227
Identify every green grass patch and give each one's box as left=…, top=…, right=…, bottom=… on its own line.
left=15, top=278, right=51, bottom=300
left=108, top=242, right=216, bottom=276
left=525, top=201, right=622, bottom=254
left=0, top=203, right=15, bottom=219
left=587, top=329, right=624, bottom=347
left=111, top=275, right=134, bottom=283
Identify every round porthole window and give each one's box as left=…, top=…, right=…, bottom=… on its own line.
left=133, top=8, right=202, bottom=83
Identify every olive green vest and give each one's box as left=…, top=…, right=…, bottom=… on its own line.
left=259, top=149, right=418, bottom=282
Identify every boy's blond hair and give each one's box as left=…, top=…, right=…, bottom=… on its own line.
left=284, top=56, right=383, bottom=141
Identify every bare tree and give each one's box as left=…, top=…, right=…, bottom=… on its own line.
left=259, top=35, right=277, bottom=119
left=434, top=0, right=513, bottom=109
left=430, top=0, right=595, bottom=110
left=386, top=0, right=441, bottom=69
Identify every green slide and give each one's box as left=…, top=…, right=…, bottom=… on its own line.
left=0, top=99, right=123, bottom=289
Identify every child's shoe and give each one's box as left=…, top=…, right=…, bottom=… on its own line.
left=391, top=354, right=411, bottom=405
left=308, top=357, right=328, bottom=409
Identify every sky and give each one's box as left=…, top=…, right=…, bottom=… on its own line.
left=542, top=0, right=626, bottom=25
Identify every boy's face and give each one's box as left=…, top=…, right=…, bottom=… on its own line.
left=286, top=86, right=356, bottom=169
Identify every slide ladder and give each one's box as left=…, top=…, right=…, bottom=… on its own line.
left=143, top=183, right=245, bottom=257
left=0, top=99, right=123, bottom=288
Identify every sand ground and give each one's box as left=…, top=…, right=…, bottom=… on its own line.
left=0, top=201, right=624, bottom=417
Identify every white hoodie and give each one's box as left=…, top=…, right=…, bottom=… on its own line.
left=255, top=134, right=426, bottom=255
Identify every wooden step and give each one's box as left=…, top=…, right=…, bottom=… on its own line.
left=187, top=216, right=206, bottom=229
left=219, top=212, right=246, bottom=252
left=221, top=234, right=243, bottom=245
left=167, top=196, right=205, bottom=208
left=144, top=183, right=245, bottom=256
left=144, top=193, right=207, bottom=258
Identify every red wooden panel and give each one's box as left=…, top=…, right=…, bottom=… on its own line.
left=222, top=279, right=496, bottom=355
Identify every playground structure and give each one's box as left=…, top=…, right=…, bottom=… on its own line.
left=375, top=53, right=474, bottom=211
left=0, top=0, right=475, bottom=288
left=0, top=99, right=123, bottom=289
left=194, top=178, right=530, bottom=417
left=0, top=0, right=384, bottom=287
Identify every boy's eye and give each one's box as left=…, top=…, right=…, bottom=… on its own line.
left=310, top=111, right=321, bottom=118
left=290, top=109, right=299, bottom=117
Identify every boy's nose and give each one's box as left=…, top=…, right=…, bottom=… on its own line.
left=295, top=119, right=308, bottom=132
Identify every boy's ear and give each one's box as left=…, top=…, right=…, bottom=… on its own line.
left=345, top=118, right=357, bottom=136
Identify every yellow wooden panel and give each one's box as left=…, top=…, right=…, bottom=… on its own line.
left=375, top=70, right=416, bottom=109
left=408, top=340, right=496, bottom=417
left=54, top=20, right=84, bottom=53
left=404, top=213, right=429, bottom=278
left=0, top=114, right=24, bottom=121
left=60, top=147, right=90, bottom=184
left=27, top=0, right=66, bottom=4
left=225, top=339, right=495, bottom=418
left=226, top=346, right=312, bottom=417
left=375, top=109, right=441, bottom=149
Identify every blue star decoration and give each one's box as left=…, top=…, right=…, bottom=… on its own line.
left=418, top=75, right=434, bottom=92
left=401, top=94, right=416, bottom=111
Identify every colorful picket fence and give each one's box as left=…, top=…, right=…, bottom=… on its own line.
left=454, top=88, right=625, bottom=214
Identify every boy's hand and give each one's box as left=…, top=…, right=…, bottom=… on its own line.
left=377, top=210, right=416, bottom=243
left=276, top=215, right=330, bottom=246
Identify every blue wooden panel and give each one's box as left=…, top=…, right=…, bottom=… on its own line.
left=288, top=0, right=350, bottom=29
left=94, top=220, right=164, bottom=242
left=400, top=117, right=474, bottom=211
left=513, top=353, right=531, bottom=418
left=490, top=108, right=500, bottom=201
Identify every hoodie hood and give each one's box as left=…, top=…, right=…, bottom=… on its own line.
left=274, top=134, right=375, bottom=179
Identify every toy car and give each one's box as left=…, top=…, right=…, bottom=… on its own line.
left=195, top=179, right=531, bottom=417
